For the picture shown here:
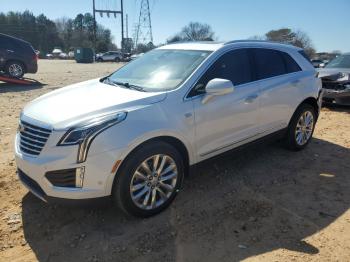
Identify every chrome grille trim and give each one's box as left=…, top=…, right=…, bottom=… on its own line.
left=19, top=121, right=52, bottom=156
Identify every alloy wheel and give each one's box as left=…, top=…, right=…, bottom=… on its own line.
left=295, top=111, right=314, bottom=146
left=8, top=63, right=23, bottom=78
left=130, top=154, right=178, bottom=210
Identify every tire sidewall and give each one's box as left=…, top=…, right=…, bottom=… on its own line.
left=287, top=104, right=316, bottom=150
left=113, top=142, right=184, bottom=217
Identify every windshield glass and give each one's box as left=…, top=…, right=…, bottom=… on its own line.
left=108, top=49, right=212, bottom=91
left=326, top=55, right=350, bottom=69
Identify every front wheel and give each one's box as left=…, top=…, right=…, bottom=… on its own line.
left=112, top=142, right=184, bottom=217
left=285, top=104, right=316, bottom=151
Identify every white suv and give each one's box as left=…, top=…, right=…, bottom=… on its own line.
left=15, top=41, right=322, bottom=217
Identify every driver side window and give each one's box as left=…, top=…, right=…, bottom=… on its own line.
left=188, top=49, right=253, bottom=97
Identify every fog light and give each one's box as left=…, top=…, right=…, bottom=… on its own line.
left=76, top=167, right=85, bottom=188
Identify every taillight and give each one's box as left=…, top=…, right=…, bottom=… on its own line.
left=34, top=54, right=39, bottom=61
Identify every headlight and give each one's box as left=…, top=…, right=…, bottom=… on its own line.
left=58, top=112, right=127, bottom=163
left=338, top=72, right=346, bottom=79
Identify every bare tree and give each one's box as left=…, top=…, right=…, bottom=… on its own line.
left=265, top=28, right=316, bottom=57
left=167, top=22, right=215, bottom=43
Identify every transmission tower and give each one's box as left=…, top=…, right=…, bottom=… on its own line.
left=135, top=0, right=153, bottom=47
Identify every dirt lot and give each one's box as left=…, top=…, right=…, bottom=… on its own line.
left=0, top=60, right=349, bottom=262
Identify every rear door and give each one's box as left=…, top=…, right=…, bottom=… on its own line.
left=252, top=48, right=303, bottom=133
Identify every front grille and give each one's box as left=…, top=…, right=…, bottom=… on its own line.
left=19, top=121, right=51, bottom=156
left=322, top=81, right=346, bottom=91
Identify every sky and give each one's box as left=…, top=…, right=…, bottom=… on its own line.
left=1, top=0, right=349, bottom=52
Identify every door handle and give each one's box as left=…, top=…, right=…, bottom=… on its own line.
left=245, top=94, right=258, bottom=103
left=6, top=49, right=14, bottom=53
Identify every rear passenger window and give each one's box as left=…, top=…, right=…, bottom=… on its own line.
left=282, top=52, right=301, bottom=73
left=253, top=49, right=286, bottom=80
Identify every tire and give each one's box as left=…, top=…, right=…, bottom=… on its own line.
left=285, top=103, right=316, bottom=151
left=112, top=141, right=184, bottom=217
left=97, top=58, right=103, bottom=62
left=5, top=61, right=25, bottom=78
left=114, top=57, right=121, bottom=62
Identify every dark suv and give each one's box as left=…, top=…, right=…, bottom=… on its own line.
left=0, top=33, right=38, bottom=78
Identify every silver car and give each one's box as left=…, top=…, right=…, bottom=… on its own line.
left=15, top=41, right=321, bottom=217
left=318, top=53, right=350, bottom=105
left=97, top=51, right=123, bottom=62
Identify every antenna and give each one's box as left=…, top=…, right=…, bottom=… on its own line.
left=135, top=0, right=153, bottom=47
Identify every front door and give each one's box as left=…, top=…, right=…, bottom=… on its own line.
left=189, top=49, right=261, bottom=160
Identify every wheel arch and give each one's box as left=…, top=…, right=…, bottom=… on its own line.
left=5, top=59, right=27, bottom=73
left=290, top=97, right=319, bottom=126
left=108, top=135, right=191, bottom=195
left=300, top=97, right=319, bottom=119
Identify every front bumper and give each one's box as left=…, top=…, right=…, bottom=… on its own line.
left=15, top=132, right=125, bottom=202
left=26, top=60, right=38, bottom=74
left=322, top=88, right=350, bottom=105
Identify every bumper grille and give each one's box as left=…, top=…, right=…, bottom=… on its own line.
left=45, top=169, right=77, bottom=188
left=19, top=121, right=51, bottom=156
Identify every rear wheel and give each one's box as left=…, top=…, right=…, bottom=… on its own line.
left=285, top=104, right=316, bottom=151
left=5, top=61, right=25, bottom=78
left=112, top=142, right=184, bottom=217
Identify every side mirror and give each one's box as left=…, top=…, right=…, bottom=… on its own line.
left=202, top=78, right=234, bottom=104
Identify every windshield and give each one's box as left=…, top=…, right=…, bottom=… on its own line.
left=326, top=55, right=350, bottom=69
left=108, top=49, right=212, bottom=92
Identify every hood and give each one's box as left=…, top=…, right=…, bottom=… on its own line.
left=318, top=68, right=350, bottom=81
left=22, top=78, right=167, bottom=130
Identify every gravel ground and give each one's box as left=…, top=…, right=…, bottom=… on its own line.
left=0, top=60, right=349, bottom=262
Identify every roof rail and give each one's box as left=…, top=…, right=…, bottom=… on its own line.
left=224, top=40, right=296, bottom=48
left=224, top=40, right=275, bottom=45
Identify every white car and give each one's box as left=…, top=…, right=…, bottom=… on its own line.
left=15, top=41, right=322, bottom=217
left=96, top=51, right=123, bottom=62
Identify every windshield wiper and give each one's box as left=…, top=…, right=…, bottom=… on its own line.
left=104, top=77, right=145, bottom=92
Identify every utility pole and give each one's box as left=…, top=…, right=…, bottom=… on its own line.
left=126, top=14, right=129, bottom=39
left=92, top=0, right=97, bottom=50
left=92, top=0, right=125, bottom=51
left=135, top=0, right=153, bottom=47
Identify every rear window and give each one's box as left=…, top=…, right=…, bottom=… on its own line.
left=282, top=52, right=301, bottom=73
left=298, top=50, right=313, bottom=66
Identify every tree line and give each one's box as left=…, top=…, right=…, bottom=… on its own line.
left=0, top=11, right=116, bottom=55
left=167, top=23, right=317, bottom=57
left=0, top=11, right=319, bottom=58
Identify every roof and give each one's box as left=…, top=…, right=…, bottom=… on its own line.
left=158, top=42, right=224, bottom=51
left=158, top=40, right=302, bottom=52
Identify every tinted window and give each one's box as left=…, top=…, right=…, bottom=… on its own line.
left=299, top=50, right=312, bottom=64
left=253, top=49, right=286, bottom=80
left=0, top=35, right=12, bottom=49
left=190, top=49, right=253, bottom=96
left=282, top=52, right=301, bottom=73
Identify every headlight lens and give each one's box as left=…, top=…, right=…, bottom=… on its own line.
left=58, top=112, right=127, bottom=163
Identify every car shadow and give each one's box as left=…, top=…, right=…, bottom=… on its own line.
left=0, top=81, right=46, bottom=93
left=322, top=103, right=350, bottom=113
left=21, top=137, right=350, bottom=261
